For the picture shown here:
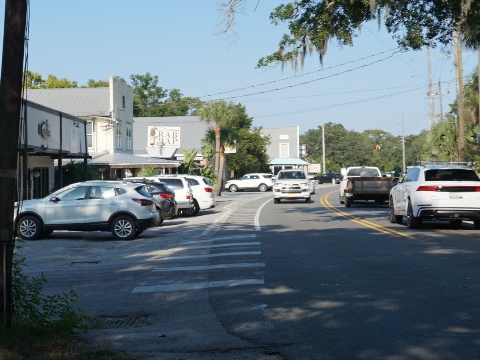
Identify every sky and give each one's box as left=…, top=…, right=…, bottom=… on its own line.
left=0, top=1, right=478, bottom=137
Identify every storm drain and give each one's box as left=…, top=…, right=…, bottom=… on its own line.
left=85, top=315, right=150, bottom=329
left=67, top=261, right=100, bottom=266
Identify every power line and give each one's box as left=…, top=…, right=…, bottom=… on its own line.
left=198, top=49, right=401, bottom=99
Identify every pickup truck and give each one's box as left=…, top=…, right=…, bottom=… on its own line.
left=339, top=166, right=396, bottom=207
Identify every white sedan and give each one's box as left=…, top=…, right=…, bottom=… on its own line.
left=389, top=164, right=480, bottom=229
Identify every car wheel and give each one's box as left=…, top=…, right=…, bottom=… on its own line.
left=17, top=216, right=42, bottom=240
left=449, top=219, right=462, bottom=229
left=305, top=197, right=310, bottom=203
left=258, top=184, right=268, bottom=192
left=406, top=201, right=422, bottom=229
left=274, top=198, right=280, bottom=204
left=229, top=184, right=238, bottom=192
left=182, top=199, right=200, bottom=216
left=111, top=216, right=136, bottom=240
left=473, top=220, right=480, bottom=230
left=345, top=196, right=352, bottom=208
left=389, top=200, right=403, bottom=224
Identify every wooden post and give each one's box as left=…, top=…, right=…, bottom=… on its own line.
left=0, top=0, right=27, bottom=327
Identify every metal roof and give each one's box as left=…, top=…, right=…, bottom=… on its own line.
left=26, top=88, right=111, bottom=117
left=268, top=157, right=310, bottom=165
left=88, top=152, right=181, bottom=167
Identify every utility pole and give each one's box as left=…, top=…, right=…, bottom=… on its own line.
left=0, top=0, right=27, bottom=327
left=322, top=125, right=325, bottom=174
left=402, top=111, right=406, bottom=172
left=427, top=46, right=436, bottom=130
left=438, top=80, right=444, bottom=122
left=453, top=29, right=465, bottom=161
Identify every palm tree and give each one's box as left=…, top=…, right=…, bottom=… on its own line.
left=197, top=100, right=236, bottom=195
left=204, top=126, right=240, bottom=193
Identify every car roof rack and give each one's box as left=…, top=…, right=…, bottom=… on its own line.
left=414, top=160, right=473, bottom=167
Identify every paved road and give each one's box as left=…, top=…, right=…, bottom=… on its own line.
left=17, top=186, right=480, bottom=359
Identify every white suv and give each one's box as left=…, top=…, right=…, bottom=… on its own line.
left=15, top=180, right=159, bottom=240
left=225, top=173, right=274, bottom=192
left=273, top=169, right=311, bottom=203
left=156, top=174, right=215, bottom=216
left=389, top=164, right=480, bottom=229
left=141, top=176, right=194, bottom=214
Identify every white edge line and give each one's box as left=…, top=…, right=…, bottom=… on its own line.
left=254, top=198, right=272, bottom=231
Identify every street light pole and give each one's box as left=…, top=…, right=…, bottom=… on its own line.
left=402, top=111, right=406, bottom=172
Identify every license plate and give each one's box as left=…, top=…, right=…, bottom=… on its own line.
left=288, top=194, right=295, bottom=197
left=449, top=192, right=463, bottom=199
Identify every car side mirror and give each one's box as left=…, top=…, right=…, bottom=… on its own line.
left=50, top=196, right=60, bottom=202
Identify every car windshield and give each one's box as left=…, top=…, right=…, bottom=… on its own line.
left=278, top=171, right=306, bottom=180
left=347, top=168, right=379, bottom=177
left=425, top=169, right=480, bottom=181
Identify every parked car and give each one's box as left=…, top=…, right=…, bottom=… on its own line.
left=124, top=178, right=177, bottom=223
left=313, top=173, right=342, bottom=184
left=389, top=164, right=480, bottom=229
left=225, top=173, right=274, bottom=192
left=156, top=174, right=215, bottom=216
left=15, top=180, right=159, bottom=240
left=273, top=169, right=311, bottom=203
left=130, top=176, right=194, bottom=214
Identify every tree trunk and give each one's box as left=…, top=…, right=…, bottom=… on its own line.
left=214, top=124, right=222, bottom=194
left=0, top=0, right=28, bottom=328
left=216, top=146, right=225, bottom=197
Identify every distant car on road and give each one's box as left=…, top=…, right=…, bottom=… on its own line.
left=389, top=164, right=480, bottom=229
left=273, top=169, right=311, bottom=203
left=313, top=173, right=342, bottom=184
left=225, top=173, right=274, bottom=192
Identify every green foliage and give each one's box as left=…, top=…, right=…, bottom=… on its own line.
left=25, top=71, right=78, bottom=89
left=138, top=166, right=159, bottom=177
left=227, top=127, right=271, bottom=175
left=200, top=165, right=217, bottom=185
left=130, top=73, right=202, bottom=117
left=84, top=79, right=109, bottom=88
left=0, top=245, right=85, bottom=358
left=254, top=0, right=480, bottom=68
left=181, top=148, right=200, bottom=174
left=62, top=161, right=100, bottom=188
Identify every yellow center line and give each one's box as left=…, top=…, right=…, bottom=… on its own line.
left=319, top=191, right=412, bottom=238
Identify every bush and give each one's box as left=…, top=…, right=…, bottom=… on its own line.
left=0, top=243, right=85, bottom=358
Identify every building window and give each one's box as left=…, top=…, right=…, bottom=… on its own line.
left=279, top=143, right=289, bottom=157
left=86, top=120, right=93, bottom=148
left=126, top=123, right=132, bottom=150
left=122, top=96, right=126, bottom=108
left=116, top=125, right=122, bottom=149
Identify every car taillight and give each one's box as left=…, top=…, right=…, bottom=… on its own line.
left=204, top=187, right=213, bottom=193
left=160, top=193, right=172, bottom=199
left=132, top=198, right=153, bottom=206
left=416, top=186, right=480, bottom=192
left=416, top=186, right=440, bottom=191
left=187, top=195, right=191, bottom=199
